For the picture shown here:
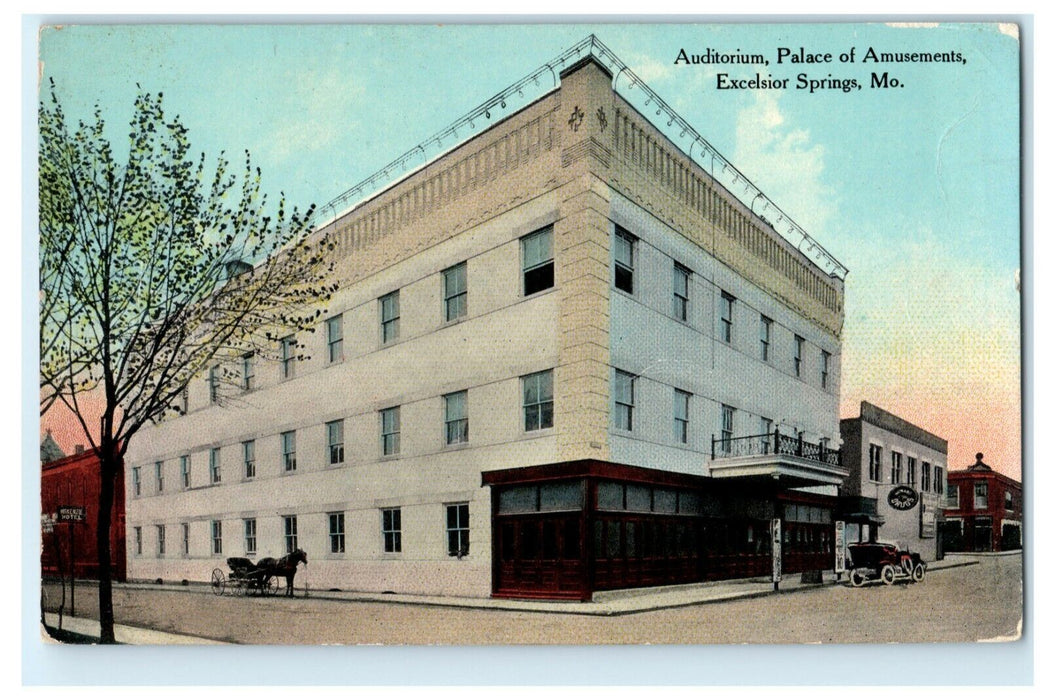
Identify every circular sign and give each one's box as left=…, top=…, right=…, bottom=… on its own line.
left=887, top=485, right=919, bottom=511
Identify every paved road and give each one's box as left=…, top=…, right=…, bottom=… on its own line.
left=42, top=553, right=1022, bottom=644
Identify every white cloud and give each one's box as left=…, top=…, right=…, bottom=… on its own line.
left=731, top=91, right=836, bottom=236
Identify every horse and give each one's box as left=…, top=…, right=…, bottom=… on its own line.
left=258, top=549, right=308, bottom=597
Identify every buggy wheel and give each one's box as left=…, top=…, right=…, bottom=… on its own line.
left=912, top=563, right=926, bottom=583
left=265, top=578, right=283, bottom=597
left=210, top=569, right=226, bottom=596
left=233, top=580, right=247, bottom=596
left=849, top=569, right=865, bottom=587
left=880, top=565, right=896, bottom=586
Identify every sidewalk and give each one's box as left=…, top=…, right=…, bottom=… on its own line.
left=121, top=552, right=984, bottom=618
left=41, top=612, right=226, bottom=645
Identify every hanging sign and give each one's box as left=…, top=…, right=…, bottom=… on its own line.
left=834, top=520, right=846, bottom=573
left=771, top=518, right=782, bottom=583
left=887, top=486, right=919, bottom=511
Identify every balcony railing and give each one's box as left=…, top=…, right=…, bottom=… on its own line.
left=710, top=430, right=840, bottom=467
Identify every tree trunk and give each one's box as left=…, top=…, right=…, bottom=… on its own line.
left=96, top=441, right=118, bottom=644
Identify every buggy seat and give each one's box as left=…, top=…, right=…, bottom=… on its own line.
left=226, top=557, right=256, bottom=576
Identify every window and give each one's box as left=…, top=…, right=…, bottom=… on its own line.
left=672, top=263, right=690, bottom=322
left=760, top=417, right=774, bottom=454
left=284, top=515, right=298, bottom=553
left=329, top=512, right=346, bottom=554
left=382, top=508, right=402, bottom=553
left=869, top=444, right=883, bottom=482
left=155, top=461, right=164, bottom=492
left=282, top=431, right=297, bottom=471
left=760, top=316, right=773, bottom=362
left=522, top=227, right=554, bottom=295
left=181, top=523, right=190, bottom=555
left=443, top=262, right=467, bottom=322
left=721, top=405, right=735, bottom=446
left=211, top=520, right=223, bottom=555
left=381, top=406, right=401, bottom=456
left=444, top=391, right=468, bottom=445
left=326, top=314, right=343, bottom=363
left=974, top=481, right=988, bottom=509
left=132, top=466, right=141, bottom=496
left=793, top=335, right=805, bottom=377
left=921, top=461, right=931, bottom=491
left=380, top=291, right=400, bottom=344
left=243, top=440, right=255, bottom=479
left=1005, top=490, right=1014, bottom=511
left=134, top=526, right=142, bottom=555
left=180, top=387, right=189, bottom=414
left=209, top=447, right=221, bottom=484
left=821, top=350, right=831, bottom=389
left=613, top=370, right=636, bottom=431
left=156, top=525, right=166, bottom=556
left=907, top=456, right=916, bottom=485
left=180, top=455, right=190, bottom=489
left=890, top=451, right=903, bottom=484
left=719, top=291, right=734, bottom=343
left=209, top=366, right=220, bottom=403
left=946, top=484, right=959, bottom=508
left=243, top=519, right=257, bottom=554
left=522, top=370, right=554, bottom=431
left=613, top=227, right=635, bottom=294
left=674, top=389, right=690, bottom=444
left=446, top=503, right=470, bottom=556
left=242, top=352, right=255, bottom=390
left=934, top=466, right=944, bottom=494
left=326, top=420, right=345, bottom=466
left=280, top=336, right=296, bottom=379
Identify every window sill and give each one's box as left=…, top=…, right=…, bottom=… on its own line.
left=377, top=452, right=402, bottom=463
left=443, top=441, right=471, bottom=451
left=521, top=285, right=557, bottom=302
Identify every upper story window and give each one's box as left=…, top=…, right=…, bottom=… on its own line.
left=209, top=447, right=221, bottom=484
left=180, top=455, right=190, bottom=489
left=380, top=291, right=400, bottom=344
left=921, top=461, right=931, bottom=491
left=208, top=366, right=220, bottom=403
left=243, top=440, right=256, bottom=479
left=132, top=466, right=141, bottom=496
left=613, top=227, right=636, bottom=294
left=868, top=444, right=883, bottom=482
left=674, top=389, right=690, bottom=444
left=890, top=451, right=903, bottom=484
left=934, top=466, right=944, bottom=494
left=382, top=406, right=401, bottom=456
left=673, top=263, right=690, bottom=322
left=327, top=420, right=345, bottom=466
left=155, top=461, right=164, bottom=493
left=760, top=417, right=773, bottom=454
left=280, top=336, right=296, bottom=380
left=613, top=370, right=636, bottom=431
left=242, top=352, right=255, bottom=391
left=444, top=391, right=469, bottom=445
left=719, top=292, right=734, bottom=343
left=793, top=335, right=805, bottom=378
left=281, top=431, right=297, bottom=472
left=721, top=404, right=735, bottom=443
left=945, top=483, right=959, bottom=508
left=1004, top=490, right=1014, bottom=511
left=522, top=227, right=554, bottom=296
left=906, top=456, right=917, bottom=485
left=326, top=314, right=344, bottom=363
left=522, top=370, right=554, bottom=431
left=760, top=316, right=773, bottom=362
left=974, top=480, right=988, bottom=509
left=821, top=350, right=831, bottom=389
left=443, top=262, right=468, bottom=322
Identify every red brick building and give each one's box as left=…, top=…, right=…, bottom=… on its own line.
left=41, top=441, right=127, bottom=581
left=941, top=453, right=1022, bottom=552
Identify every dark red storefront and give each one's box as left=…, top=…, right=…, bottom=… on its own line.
left=482, top=460, right=838, bottom=601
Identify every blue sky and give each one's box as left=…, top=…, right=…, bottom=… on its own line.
left=37, top=22, right=1022, bottom=477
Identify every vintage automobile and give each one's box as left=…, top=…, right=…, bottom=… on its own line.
left=847, top=541, right=926, bottom=587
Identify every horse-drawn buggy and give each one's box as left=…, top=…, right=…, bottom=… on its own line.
left=209, top=549, right=308, bottom=597
left=847, top=542, right=926, bottom=587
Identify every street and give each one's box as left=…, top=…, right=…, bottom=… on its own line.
left=42, top=553, right=1022, bottom=645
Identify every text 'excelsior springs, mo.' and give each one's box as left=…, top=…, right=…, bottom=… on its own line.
left=675, top=45, right=968, bottom=93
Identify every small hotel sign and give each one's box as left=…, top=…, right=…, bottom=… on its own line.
left=58, top=505, right=86, bottom=522
left=887, top=486, right=919, bottom=511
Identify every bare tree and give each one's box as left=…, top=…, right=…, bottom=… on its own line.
left=39, top=82, right=338, bottom=642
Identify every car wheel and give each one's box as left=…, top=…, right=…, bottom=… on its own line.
left=849, top=569, right=865, bottom=587
left=881, top=565, right=896, bottom=586
left=912, top=563, right=926, bottom=582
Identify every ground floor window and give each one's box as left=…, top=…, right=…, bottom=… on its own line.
left=446, top=503, right=470, bottom=557
left=329, top=512, right=345, bottom=554
left=284, top=515, right=298, bottom=553
left=382, top=508, right=402, bottom=553
left=243, top=518, right=257, bottom=555
left=211, top=520, right=223, bottom=555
